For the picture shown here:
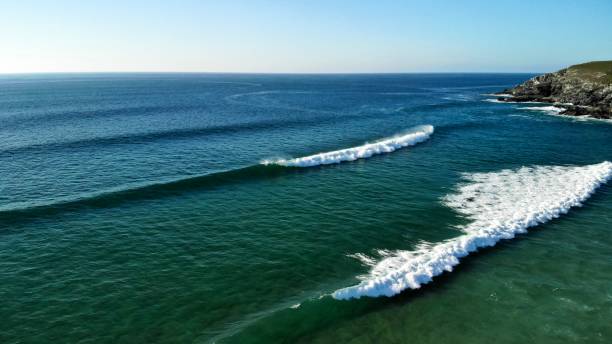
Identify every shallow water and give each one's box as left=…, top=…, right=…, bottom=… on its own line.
left=1, top=73, right=611, bottom=343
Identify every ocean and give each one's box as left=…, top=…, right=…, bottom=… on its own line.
left=1, top=73, right=611, bottom=343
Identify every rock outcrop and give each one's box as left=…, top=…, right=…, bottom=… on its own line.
left=497, top=61, right=612, bottom=119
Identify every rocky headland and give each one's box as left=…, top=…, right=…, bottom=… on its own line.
left=496, top=61, right=612, bottom=119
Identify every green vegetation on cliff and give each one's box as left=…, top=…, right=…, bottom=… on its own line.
left=567, top=61, right=612, bottom=83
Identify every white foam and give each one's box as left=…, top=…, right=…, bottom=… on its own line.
left=333, top=162, right=612, bottom=300
left=519, top=105, right=565, bottom=113
left=483, top=99, right=547, bottom=104
left=442, top=94, right=473, bottom=102
left=263, top=125, right=434, bottom=167
left=481, top=93, right=514, bottom=97
left=519, top=108, right=612, bottom=124
left=518, top=105, right=612, bottom=124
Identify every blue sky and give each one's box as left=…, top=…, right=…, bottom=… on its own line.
left=1, top=0, right=611, bottom=73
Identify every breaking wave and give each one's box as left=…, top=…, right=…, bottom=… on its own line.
left=519, top=105, right=565, bottom=114
left=2, top=126, right=434, bottom=220
left=483, top=98, right=547, bottom=104
left=333, top=161, right=612, bottom=300
left=263, top=125, right=434, bottom=167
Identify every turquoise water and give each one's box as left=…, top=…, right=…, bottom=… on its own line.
left=1, top=74, right=611, bottom=343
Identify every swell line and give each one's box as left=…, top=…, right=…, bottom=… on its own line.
left=2, top=111, right=430, bottom=156
left=3, top=126, right=434, bottom=221
left=0, top=118, right=319, bottom=156
left=0, top=164, right=289, bottom=222
left=2, top=104, right=201, bottom=129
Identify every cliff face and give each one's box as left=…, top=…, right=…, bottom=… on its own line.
left=498, top=61, right=612, bottom=119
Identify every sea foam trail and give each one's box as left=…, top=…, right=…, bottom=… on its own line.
left=263, top=125, right=434, bottom=167
left=519, top=105, right=565, bottom=114
left=333, top=161, right=612, bottom=300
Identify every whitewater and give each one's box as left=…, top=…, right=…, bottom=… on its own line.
left=519, top=105, right=566, bottom=114
left=263, top=125, right=434, bottom=167
left=333, top=161, right=612, bottom=300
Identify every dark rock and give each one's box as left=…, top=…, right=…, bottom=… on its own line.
left=497, top=61, right=612, bottom=119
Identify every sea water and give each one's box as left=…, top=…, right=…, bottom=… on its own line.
left=1, top=73, right=612, bottom=343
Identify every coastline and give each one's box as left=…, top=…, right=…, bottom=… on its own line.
left=494, top=61, right=612, bottom=119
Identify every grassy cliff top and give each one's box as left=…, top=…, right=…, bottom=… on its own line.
left=567, top=61, right=612, bottom=83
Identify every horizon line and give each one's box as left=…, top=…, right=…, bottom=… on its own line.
left=0, top=70, right=543, bottom=76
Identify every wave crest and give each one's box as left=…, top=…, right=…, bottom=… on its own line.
left=263, top=125, right=434, bottom=167
left=333, top=161, right=612, bottom=300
